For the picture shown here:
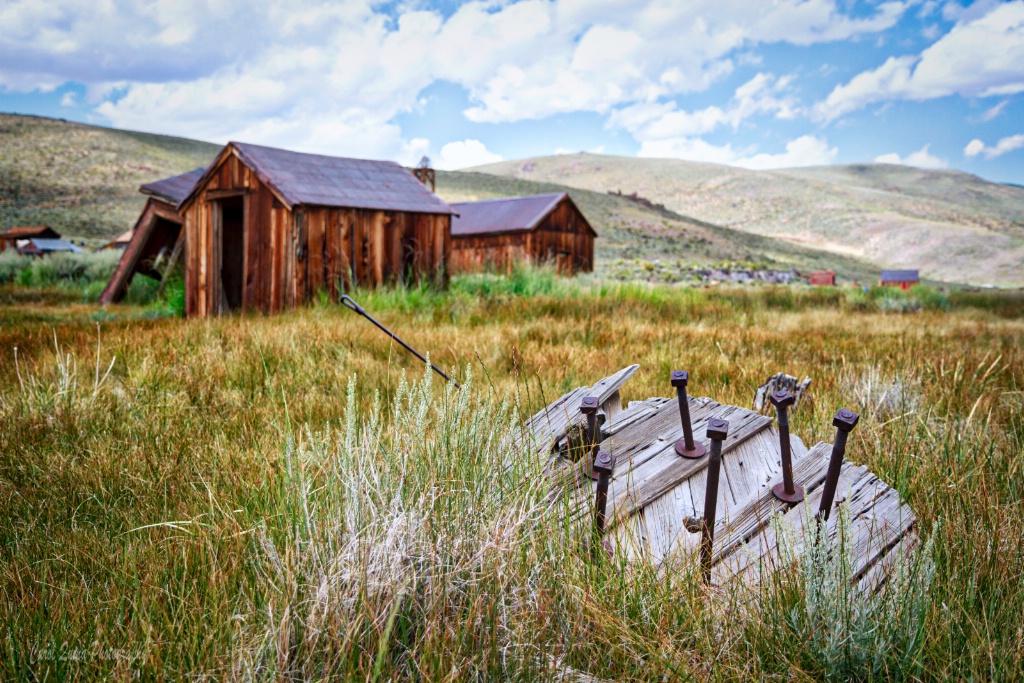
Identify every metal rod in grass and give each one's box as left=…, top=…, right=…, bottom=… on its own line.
left=340, top=294, right=461, bottom=389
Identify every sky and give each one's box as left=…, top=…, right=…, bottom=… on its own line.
left=1, top=0, right=1023, bottom=183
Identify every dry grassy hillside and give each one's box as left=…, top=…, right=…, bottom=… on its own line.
left=0, top=114, right=884, bottom=282
left=0, top=113, right=218, bottom=243
left=473, top=154, right=1024, bottom=287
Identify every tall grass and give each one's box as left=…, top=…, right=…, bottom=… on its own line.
left=0, top=249, right=121, bottom=301
left=0, top=279, right=1022, bottom=679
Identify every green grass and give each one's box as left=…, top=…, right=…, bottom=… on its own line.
left=0, top=277, right=1022, bottom=680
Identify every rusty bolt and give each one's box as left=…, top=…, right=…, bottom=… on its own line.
left=832, top=408, right=860, bottom=432
left=670, top=370, right=689, bottom=388
left=769, top=390, right=795, bottom=409
left=593, top=450, right=616, bottom=476
left=580, top=396, right=599, bottom=414
left=706, top=417, right=730, bottom=441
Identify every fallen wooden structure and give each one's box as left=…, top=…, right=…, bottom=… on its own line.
left=526, top=366, right=917, bottom=590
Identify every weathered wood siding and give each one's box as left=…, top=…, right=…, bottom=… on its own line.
left=183, top=150, right=451, bottom=317
left=450, top=197, right=594, bottom=275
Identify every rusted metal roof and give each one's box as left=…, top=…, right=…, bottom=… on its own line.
left=226, top=142, right=453, bottom=215
left=140, top=169, right=204, bottom=204
left=19, top=238, right=83, bottom=254
left=450, top=193, right=567, bottom=236
left=880, top=269, right=919, bottom=282
left=0, top=226, right=61, bottom=240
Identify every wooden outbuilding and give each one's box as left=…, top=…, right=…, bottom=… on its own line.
left=100, top=168, right=203, bottom=304
left=808, top=270, right=836, bottom=286
left=879, top=269, right=919, bottom=289
left=0, top=226, right=61, bottom=253
left=178, top=142, right=454, bottom=317
left=449, top=193, right=595, bottom=275
left=0, top=226, right=82, bottom=255
left=100, top=230, right=134, bottom=250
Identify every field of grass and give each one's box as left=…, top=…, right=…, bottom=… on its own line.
left=1, top=272, right=1022, bottom=680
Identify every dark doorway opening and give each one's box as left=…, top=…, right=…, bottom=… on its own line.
left=219, top=196, right=245, bottom=311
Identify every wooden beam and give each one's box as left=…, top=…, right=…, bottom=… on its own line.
left=154, top=230, right=185, bottom=299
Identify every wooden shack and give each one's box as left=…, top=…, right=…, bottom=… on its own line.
left=0, top=226, right=62, bottom=253
left=100, top=230, right=134, bottom=250
left=879, top=269, right=919, bottom=289
left=177, top=142, right=454, bottom=317
left=100, top=168, right=203, bottom=304
left=449, top=193, right=595, bottom=275
left=808, top=270, right=836, bottom=286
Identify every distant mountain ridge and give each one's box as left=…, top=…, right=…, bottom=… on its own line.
left=471, top=153, right=1024, bottom=287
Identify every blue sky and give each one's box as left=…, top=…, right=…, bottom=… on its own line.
left=1, top=0, right=1022, bottom=183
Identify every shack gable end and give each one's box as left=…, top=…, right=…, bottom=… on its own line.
left=450, top=194, right=594, bottom=275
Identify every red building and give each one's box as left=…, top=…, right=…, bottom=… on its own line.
left=879, top=269, right=919, bottom=289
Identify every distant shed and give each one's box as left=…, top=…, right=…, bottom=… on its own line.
left=449, top=193, right=595, bottom=275
left=177, top=142, right=454, bottom=317
left=809, top=270, right=836, bottom=286
left=0, top=226, right=61, bottom=253
left=100, top=230, right=134, bottom=250
left=879, top=269, right=919, bottom=289
left=16, top=237, right=83, bottom=255
left=99, top=168, right=203, bottom=304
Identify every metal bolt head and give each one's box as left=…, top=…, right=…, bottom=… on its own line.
left=670, top=370, right=689, bottom=388
left=592, top=450, right=616, bottom=475
left=580, top=396, right=599, bottom=414
left=769, top=390, right=795, bottom=409
left=706, top=417, right=730, bottom=441
left=832, top=408, right=860, bottom=432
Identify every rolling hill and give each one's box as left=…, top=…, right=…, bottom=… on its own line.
left=472, top=154, right=1024, bottom=287
left=0, top=113, right=887, bottom=283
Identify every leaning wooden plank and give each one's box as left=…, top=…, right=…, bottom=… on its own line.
left=855, top=532, right=920, bottom=594
left=711, top=462, right=874, bottom=585
left=846, top=488, right=917, bottom=584
left=735, top=464, right=881, bottom=586
left=523, top=365, right=639, bottom=456
left=606, top=397, right=673, bottom=435
left=710, top=442, right=832, bottom=566
left=603, top=406, right=772, bottom=526
left=606, top=399, right=723, bottom=475
left=558, top=404, right=773, bottom=528
left=154, top=230, right=185, bottom=299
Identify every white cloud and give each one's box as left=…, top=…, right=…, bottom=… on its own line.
left=637, top=137, right=741, bottom=165
left=0, top=0, right=910, bottom=160
left=434, top=139, right=502, bottom=170
left=964, top=134, right=1024, bottom=159
left=638, top=134, right=837, bottom=169
left=59, top=92, right=76, bottom=107
left=735, top=135, right=838, bottom=169
left=979, top=100, right=1009, bottom=121
left=609, top=73, right=798, bottom=140
left=874, top=143, right=948, bottom=168
left=815, top=2, right=1024, bottom=121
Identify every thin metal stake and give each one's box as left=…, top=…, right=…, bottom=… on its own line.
left=700, top=417, right=729, bottom=584
left=592, top=450, right=616, bottom=555
left=770, top=390, right=804, bottom=503
left=580, top=396, right=600, bottom=480
left=817, top=408, right=860, bottom=523
left=672, top=370, right=706, bottom=459
left=340, top=294, right=460, bottom=388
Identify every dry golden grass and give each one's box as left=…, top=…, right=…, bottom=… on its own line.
left=1, top=276, right=1022, bottom=680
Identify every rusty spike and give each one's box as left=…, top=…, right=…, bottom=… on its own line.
left=672, top=370, right=706, bottom=459
left=700, top=417, right=729, bottom=584
left=770, top=390, right=804, bottom=504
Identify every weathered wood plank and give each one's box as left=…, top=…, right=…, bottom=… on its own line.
left=523, top=365, right=639, bottom=456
